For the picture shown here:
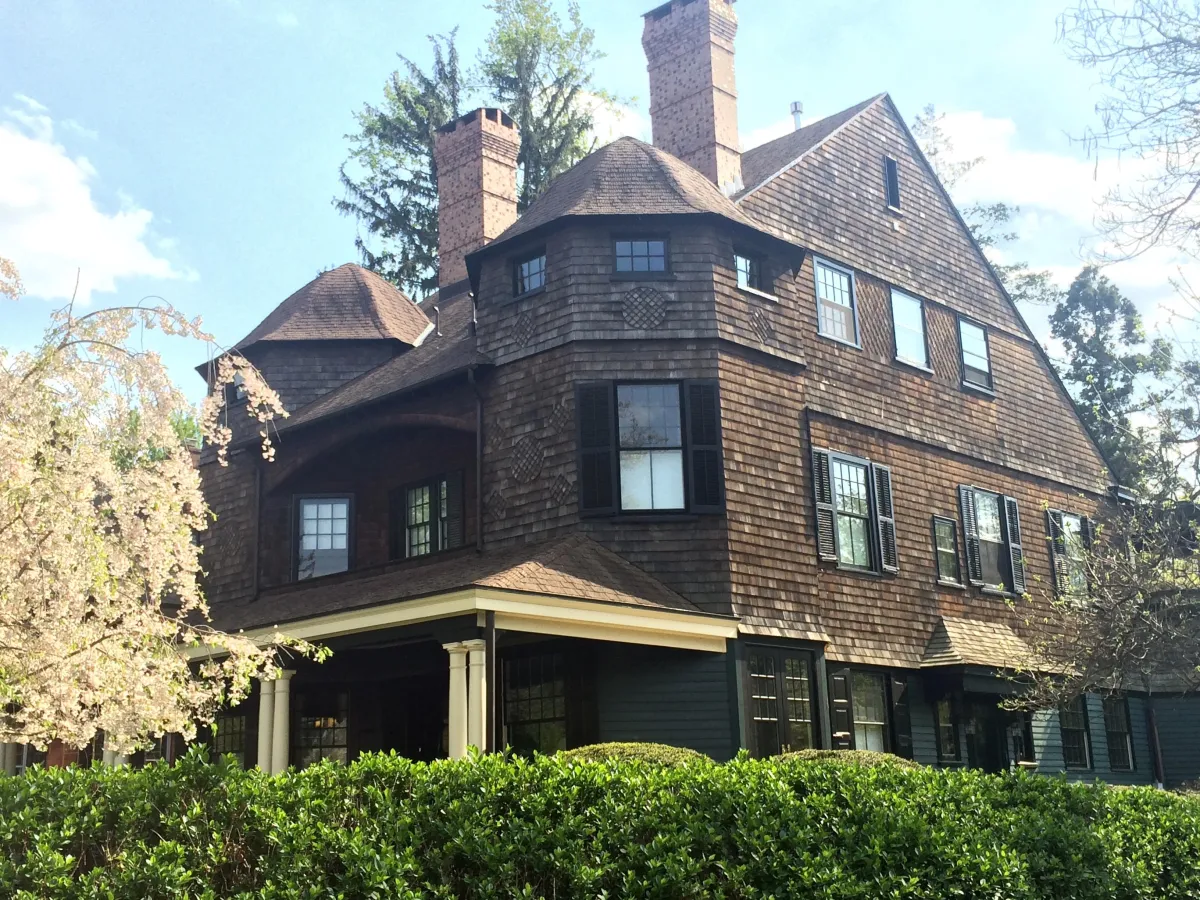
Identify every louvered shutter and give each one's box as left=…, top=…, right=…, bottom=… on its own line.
left=684, top=380, right=723, bottom=513
left=959, top=486, right=984, bottom=585
left=1047, top=509, right=1069, bottom=595
left=576, top=383, right=616, bottom=514
left=872, top=464, right=899, bottom=573
left=1080, top=516, right=1095, bottom=549
left=812, top=449, right=838, bottom=561
left=1004, top=496, right=1026, bottom=594
left=828, top=669, right=854, bottom=750
left=890, top=674, right=913, bottom=759
left=443, top=470, right=465, bottom=550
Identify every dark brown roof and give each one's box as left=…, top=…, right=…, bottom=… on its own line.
left=233, top=263, right=431, bottom=350
left=481, top=136, right=764, bottom=249
left=736, top=95, right=884, bottom=200
left=278, top=288, right=486, bottom=432
left=210, top=533, right=703, bottom=633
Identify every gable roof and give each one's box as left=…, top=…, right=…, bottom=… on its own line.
left=737, top=95, right=884, bottom=200
left=232, top=263, right=432, bottom=351
left=209, top=533, right=705, bottom=633
left=277, top=287, right=486, bottom=433
left=921, top=615, right=1040, bottom=670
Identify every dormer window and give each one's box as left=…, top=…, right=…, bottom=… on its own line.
left=513, top=251, right=546, bottom=296
left=735, top=253, right=762, bottom=291
left=884, top=156, right=901, bottom=210
left=614, top=238, right=667, bottom=276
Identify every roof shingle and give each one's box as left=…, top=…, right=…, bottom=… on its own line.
left=921, top=615, right=1040, bottom=670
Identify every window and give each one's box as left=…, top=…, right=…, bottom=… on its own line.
left=212, top=713, right=247, bottom=767
left=1103, top=697, right=1135, bottom=771
left=745, top=647, right=816, bottom=756
left=1059, top=695, right=1093, bottom=769
left=141, top=735, right=176, bottom=766
left=297, top=497, right=350, bottom=580
left=576, top=380, right=722, bottom=515
left=504, top=653, right=567, bottom=755
left=293, top=689, right=349, bottom=768
left=934, top=698, right=961, bottom=762
left=223, top=371, right=247, bottom=406
left=812, top=449, right=898, bottom=574
left=884, top=156, right=901, bottom=209
left=1048, top=510, right=1092, bottom=596
left=614, top=238, right=667, bottom=275
left=890, top=289, right=928, bottom=368
left=959, top=486, right=1025, bottom=594
left=513, top=251, right=546, bottom=295
left=959, top=318, right=994, bottom=391
left=735, top=253, right=763, bottom=291
left=392, top=472, right=464, bottom=560
left=851, top=671, right=889, bottom=752
left=933, top=516, right=961, bottom=585
left=814, top=258, right=859, bottom=345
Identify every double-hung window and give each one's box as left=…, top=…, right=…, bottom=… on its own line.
left=959, top=317, right=994, bottom=391
left=614, top=238, right=667, bottom=275
left=1059, top=695, right=1093, bottom=769
left=958, top=486, right=1025, bottom=593
left=814, top=258, right=859, bottom=345
left=744, top=647, right=817, bottom=756
left=851, top=671, right=889, bottom=751
left=391, top=472, right=464, bottom=560
left=891, top=289, right=929, bottom=368
left=1103, top=697, right=1135, bottom=771
left=811, top=448, right=898, bottom=574
left=513, top=251, right=546, bottom=295
left=1047, top=509, right=1093, bottom=597
left=576, top=380, right=722, bottom=515
left=932, top=516, right=962, bottom=585
left=828, top=668, right=912, bottom=757
left=934, top=698, right=961, bottom=763
left=297, top=497, right=350, bottom=580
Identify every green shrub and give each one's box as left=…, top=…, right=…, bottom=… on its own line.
left=560, top=741, right=709, bottom=766
left=1, top=748, right=1198, bottom=899
left=781, top=747, right=924, bottom=768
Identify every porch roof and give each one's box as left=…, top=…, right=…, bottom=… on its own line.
left=920, top=615, right=1040, bottom=671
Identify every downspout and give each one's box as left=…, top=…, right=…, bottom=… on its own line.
left=468, top=366, right=484, bottom=553
left=251, top=460, right=262, bottom=598
left=1146, top=699, right=1167, bottom=788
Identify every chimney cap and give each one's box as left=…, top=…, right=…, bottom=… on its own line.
left=644, top=0, right=731, bottom=20
left=436, top=107, right=516, bottom=135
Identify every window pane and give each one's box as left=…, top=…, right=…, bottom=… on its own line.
left=516, top=254, right=546, bottom=293
left=293, top=690, right=349, bottom=769
left=1103, top=698, right=1133, bottom=771
left=736, top=254, right=760, bottom=290
left=620, top=449, right=683, bottom=510
left=619, top=450, right=652, bottom=510
left=891, top=290, right=927, bottom=366
left=934, top=519, right=960, bottom=582
left=1060, top=696, right=1091, bottom=768
left=960, top=320, right=991, bottom=383
left=851, top=671, right=888, bottom=752
left=833, top=460, right=869, bottom=516
left=974, top=491, right=1003, bottom=542
left=617, top=384, right=682, bottom=449
left=935, top=699, right=958, bottom=760
left=816, top=262, right=857, bottom=343
left=614, top=238, right=665, bottom=274
left=1063, top=513, right=1088, bottom=594
left=782, top=656, right=814, bottom=751
left=298, top=498, right=350, bottom=579
left=838, top=515, right=872, bottom=568
left=748, top=652, right=781, bottom=757
left=504, top=653, right=568, bottom=756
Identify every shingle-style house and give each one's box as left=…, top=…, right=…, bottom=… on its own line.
left=182, top=0, right=1186, bottom=785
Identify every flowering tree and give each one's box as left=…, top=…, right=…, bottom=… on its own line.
left=1, top=259, right=316, bottom=753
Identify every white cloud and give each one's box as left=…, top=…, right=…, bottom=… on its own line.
left=0, top=95, right=186, bottom=304
left=741, top=116, right=794, bottom=151
left=588, top=97, right=650, bottom=145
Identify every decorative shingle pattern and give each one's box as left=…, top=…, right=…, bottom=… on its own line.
left=623, top=287, right=668, bottom=329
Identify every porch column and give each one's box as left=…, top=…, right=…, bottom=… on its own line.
left=256, top=678, right=276, bottom=772
left=444, top=642, right=469, bottom=759
left=464, top=639, right=487, bottom=751
left=0, top=743, right=16, bottom=776
left=270, top=670, right=294, bottom=775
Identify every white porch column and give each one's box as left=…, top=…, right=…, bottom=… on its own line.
left=256, top=678, right=276, bottom=772
left=444, top=642, right=469, bottom=759
left=270, top=670, right=294, bottom=775
left=463, top=639, right=487, bottom=751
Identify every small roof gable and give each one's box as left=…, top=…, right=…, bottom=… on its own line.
left=737, top=95, right=884, bottom=200
left=232, top=263, right=431, bottom=350
left=921, top=615, right=1041, bottom=671
left=470, top=136, right=770, bottom=267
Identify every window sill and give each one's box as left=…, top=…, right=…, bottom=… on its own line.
left=829, top=562, right=887, bottom=578
left=818, top=332, right=862, bottom=350
left=508, top=285, right=546, bottom=303
left=937, top=578, right=966, bottom=590
left=737, top=285, right=779, bottom=303
left=961, top=381, right=996, bottom=398
left=886, top=205, right=904, bottom=217
left=584, top=512, right=705, bottom=523
left=610, top=272, right=675, bottom=282
left=896, top=357, right=934, bottom=375
left=979, top=586, right=1017, bottom=599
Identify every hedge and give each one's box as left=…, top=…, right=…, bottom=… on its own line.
left=2, top=748, right=1199, bottom=899
left=560, top=741, right=710, bottom=766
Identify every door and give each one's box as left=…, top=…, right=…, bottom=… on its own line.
left=745, top=647, right=817, bottom=756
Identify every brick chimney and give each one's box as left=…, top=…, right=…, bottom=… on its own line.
left=433, top=108, right=520, bottom=288
left=642, top=0, right=741, bottom=194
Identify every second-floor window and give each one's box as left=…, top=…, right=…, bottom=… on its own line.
left=576, top=380, right=723, bottom=515
left=735, top=252, right=763, bottom=291
left=513, top=251, right=546, bottom=296
left=891, top=289, right=928, bottom=368
left=932, top=516, right=962, bottom=585
left=391, top=472, right=464, bottom=560
left=958, top=486, right=1025, bottom=594
left=297, top=497, right=350, bottom=580
left=614, top=238, right=667, bottom=275
left=814, top=258, right=859, bottom=345
left=958, top=317, right=994, bottom=392
left=811, top=448, right=898, bottom=574
left=1047, top=509, right=1093, bottom=596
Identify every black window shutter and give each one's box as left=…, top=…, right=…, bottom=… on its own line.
left=828, top=668, right=854, bottom=750
left=872, top=464, right=899, bottom=573
left=959, top=486, right=984, bottom=586
left=1080, top=516, right=1095, bottom=549
left=1004, top=496, right=1026, bottom=594
left=576, top=383, right=616, bottom=514
left=812, top=449, right=838, bottom=562
left=684, top=379, right=723, bottom=513
left=889, top=674, right=913, bottom=759
left=1047, top=509, right=1068, bottom=595
left=443, top=470, right=465, bottom=550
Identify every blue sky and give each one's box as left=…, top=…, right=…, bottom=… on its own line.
left=2, top=0, right=1183, bottom=401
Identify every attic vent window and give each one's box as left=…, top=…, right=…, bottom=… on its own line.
left=884, top=157, right=901, bottom=210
